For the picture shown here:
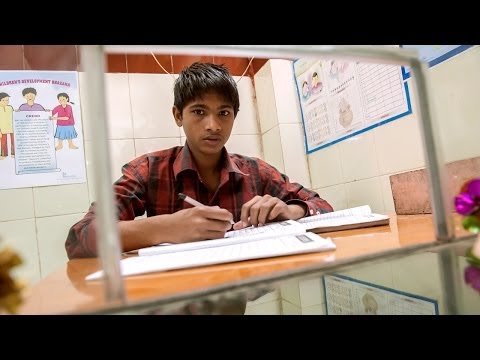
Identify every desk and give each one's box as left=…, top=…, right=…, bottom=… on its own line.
left=17, top=214, right=470, bottom=314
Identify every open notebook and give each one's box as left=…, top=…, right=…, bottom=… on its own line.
left=85, top=205, right=387, bottom=280
left=132, top=219, right=306, bottom=257
left=297, top=205, right=390, bottom=233
left=86, top=230, right=336, bottom=280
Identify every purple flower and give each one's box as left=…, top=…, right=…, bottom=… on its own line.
left=467, top=179, right=480, bottom=198
left=464, top=265, right=480, bottom=293
left=455, top=192, right=477, bottom=215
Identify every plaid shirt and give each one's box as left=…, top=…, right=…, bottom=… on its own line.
left=66, top=145, right=333, bottom=258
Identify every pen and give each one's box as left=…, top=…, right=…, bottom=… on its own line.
left=178, top=193, right=235, bottom=225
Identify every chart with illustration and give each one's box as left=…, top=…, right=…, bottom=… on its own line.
left=0, top=70, right=86, bottom=189
left=323, top=274, right=438, bottom=315
left=293, top=58, right=412, bottom=153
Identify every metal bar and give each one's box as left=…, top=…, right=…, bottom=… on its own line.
left=80, top=45, right=126, bottom=304
left=103, top=45, right=418, bottom=66
left=409, top=59, right=454, bottom=241
left=438, top=249, right=464, bottom=314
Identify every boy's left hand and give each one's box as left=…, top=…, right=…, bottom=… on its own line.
left=233, top=195, right=306, bottom=230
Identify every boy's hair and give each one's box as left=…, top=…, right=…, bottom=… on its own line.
left=22, top=87, right=37, bottom=96
left=173, top=62, right=240, bottom=116
left=0, top=92, right=10, bottom=100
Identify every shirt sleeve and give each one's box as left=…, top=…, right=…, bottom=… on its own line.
left=259, top=159, right=334, bottom=217
left=65, top=157, right=150, bottom=259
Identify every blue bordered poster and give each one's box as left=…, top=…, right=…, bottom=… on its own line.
left=401, top=45, right=473, bottom=79
left=323, top=274, right=439, bottom=315
left=293, top=59, right=412, bottom=154
left=0, top=71, right=86, bottom=189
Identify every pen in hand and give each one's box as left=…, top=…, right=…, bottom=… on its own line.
left=178, top=193, right=235, bottom=225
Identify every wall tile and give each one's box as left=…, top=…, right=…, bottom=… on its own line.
left=339, top=132, right=379, bottom=182
left=314, top=184, right=347, bottom=211
left=24, top=45, right=77, bottom=71
left=270, top=59, right=302, bottom=124
left=0, top=45, right=24, bottom=70
left=36, top=213, right=86, bottom=278
left=337, top=260, right=394, bottom=289
left=80, top=72, right=133, bottom=140
left=390, top=252, right=442, bottom=311
left=373, top=114, right=425, bottom=175
left=84, top=139, right=136, bottom=202
left=301, top=304, right=326, bottom=315
left=344, top=177, right=385, bottom=214
left=280, top=280, right=301, bottom=306
left=0, top=188, right=34, bottom=221
left=0, top=219, right=40, bottom=284
left=244, top=300, right=281, bottom=315
left=129, top=73, right=179, bottom=138
left=134, top=137, right=181, bottom=157
left=246, top=289, right=279, bottom=305
left=33, top=183, right=90, bottom=217
left=104, top=73, right=134, bottom=139
left=428, top=46, right=480, bottom=163
left=226, top=135, right=262, bottom=159
left=231, top=76, right=259, bottom=135
left=308, top=143, right=343, bottom=189
left=380, top=175, right=396, bottom=213
left=262, top=125, right=284, bottom=173
left=281, top=300, right=302, bottom=315
left=299, top=277, right=325, bottom=307
left=279, top=123, right=311, bottom=187
left=254, top=61, right=278, bottom=134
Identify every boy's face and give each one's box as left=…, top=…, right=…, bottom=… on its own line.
left=173, top=91, right=235, bottom=157
left=0, top=97, right=9, bottom=105
left=24, top=92, right=36, bottom=101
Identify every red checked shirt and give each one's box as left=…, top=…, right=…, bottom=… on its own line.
left=65, top=145, right=333, bottom=258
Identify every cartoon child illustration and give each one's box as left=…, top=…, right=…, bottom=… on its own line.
left=0, top=92, right=14, bottom=159
left=17, top=87, right=49, bottom=111
left=301, top=80, right=311, bottom=101
left=329, top=61, right=339, bottom=82
left=338, top=97, right=353, bottom=128
left=311, top=71, right=323, bottom=94
left=50, top=93, right=78, bottom=150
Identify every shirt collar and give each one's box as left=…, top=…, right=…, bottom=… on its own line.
left=173, top=144, right=249, bottom=179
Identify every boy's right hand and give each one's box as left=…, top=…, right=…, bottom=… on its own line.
left=164, top=206, right=233, bottom=244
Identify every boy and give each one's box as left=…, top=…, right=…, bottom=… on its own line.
left=66, top=62, right=333, bottom=259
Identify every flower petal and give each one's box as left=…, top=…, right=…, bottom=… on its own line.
left=464, top=266, right=480, bottom=293
left=455, top=192, right=476, bottom=215
left=467, top=179, right=480, bottom=198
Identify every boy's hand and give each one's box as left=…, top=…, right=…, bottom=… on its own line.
left=164, top=206, right=233, bottom=244
left=233, top=195, right=306, bottom=230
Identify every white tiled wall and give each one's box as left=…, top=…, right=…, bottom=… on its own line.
left=255, top=48, right=480, bottom=214
left=0, top=73, right=262, bottom=286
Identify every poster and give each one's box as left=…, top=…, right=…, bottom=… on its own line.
left=293, top=59, right=412, bottom=153
left=401, top=45, right=474, bottom=79
left=323, top=274, right=438, bottom=315
left=0, top=71, right=86, bottom=190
